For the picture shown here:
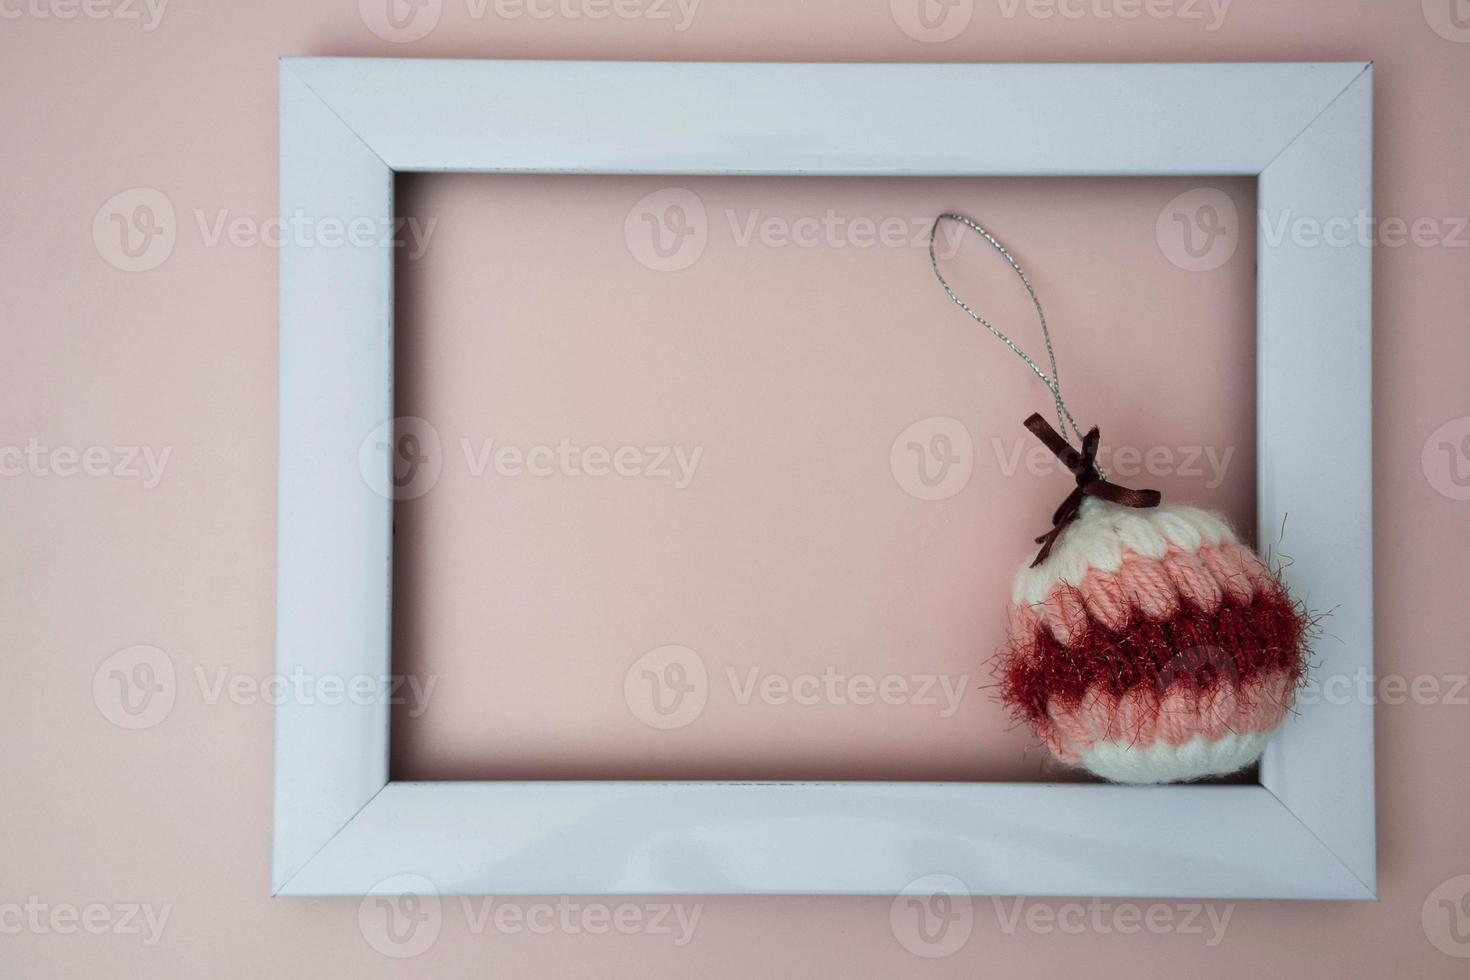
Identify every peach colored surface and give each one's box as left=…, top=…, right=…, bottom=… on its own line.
left=390, top=173, right=1257, bottom=781
left=3, top=2, right=1469, bottom=979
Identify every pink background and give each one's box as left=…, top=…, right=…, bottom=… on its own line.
left=391, top=173, right=1259, bottom=781
left=3, top=1, right=1469, bottom=977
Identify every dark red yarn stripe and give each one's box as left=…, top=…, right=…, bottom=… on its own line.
left=999, top=586, right=1310, bottom=730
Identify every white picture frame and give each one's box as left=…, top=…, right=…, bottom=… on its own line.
left=274, top=58, right=1374, bottom=899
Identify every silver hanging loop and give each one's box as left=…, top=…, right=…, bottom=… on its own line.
left=928, top=213, right=1091, bottom=455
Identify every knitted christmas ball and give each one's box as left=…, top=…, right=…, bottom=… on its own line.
left=999, top=420, right=1310, bottom=784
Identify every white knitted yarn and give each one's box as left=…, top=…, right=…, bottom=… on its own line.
left=1011, top=496, right=1236, bottom=606
left=1078, top=730, right=1272, bottom=784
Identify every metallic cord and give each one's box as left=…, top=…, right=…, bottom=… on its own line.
left=928, top=213, right=1091, bottom=456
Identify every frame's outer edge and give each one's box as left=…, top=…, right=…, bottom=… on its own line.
left=272, top=62, right=395, bottom=895
left=279, top=782, right=1372, bottom=898
left=273, top=59, right=1377, bottom=899
left=281, top=59, right=1370, bottom=177
left=1256, top=63, right=1376, bottom=897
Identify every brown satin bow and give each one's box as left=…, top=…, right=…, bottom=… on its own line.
left=1024, top=413, right=1162, bottom=568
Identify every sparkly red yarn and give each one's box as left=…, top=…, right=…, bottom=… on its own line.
left=999, top=584, right=1310, bottom=733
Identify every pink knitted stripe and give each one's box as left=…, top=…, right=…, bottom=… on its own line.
left=1081, top=570, right=1132, bottom=632
left=1023, top=541, right=1274, bottom=643
left=1118, top=554, right=1178, bottom=621
left=1034, top=716, right=1081, bottom=763
left=1044, top=669, right=1295, bottom=754
left=1200, top=540, right=1265, bottom=605
left=1011, top=601, right=1043, bottom=637
left=1162, top=547, right=1223, bottom=613
left=1040, top=585, right=1089, bottom=645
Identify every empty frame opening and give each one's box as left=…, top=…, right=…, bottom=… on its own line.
left=388, top=174, right=1259, bottom=782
